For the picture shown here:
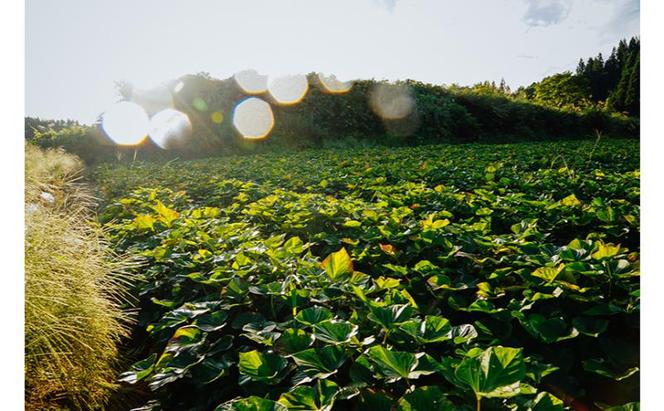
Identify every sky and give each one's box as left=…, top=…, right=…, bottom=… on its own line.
left=26, top=0, right=639, bottom=124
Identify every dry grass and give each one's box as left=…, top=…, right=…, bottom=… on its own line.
left=25, top=145, right=135, bottom=410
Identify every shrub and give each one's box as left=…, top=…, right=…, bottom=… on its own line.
left=24, top=144, right=134, bottom=409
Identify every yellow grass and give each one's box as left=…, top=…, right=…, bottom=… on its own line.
left=25, top=145, right=134, bottom=410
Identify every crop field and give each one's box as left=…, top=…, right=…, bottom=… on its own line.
left=96, top=139, right=640, bottom=410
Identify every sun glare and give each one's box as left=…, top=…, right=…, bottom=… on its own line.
left=148, top=109, right=192, bottom=149
left=101, top=101, right=150, bottom=145
left=233, top=69, right=268, bottom=95
left=232, top=97, right=274, bottom=139
left=268, top=74, right=308, bottom=105
left=369, top=83, right=415, bottom=120
left=131, top=86, right=174, bottom=116
left=318, top=73, right=353, bottom=94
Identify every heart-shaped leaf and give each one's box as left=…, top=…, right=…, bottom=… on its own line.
left=399, top=316, right=452, bottom=344
left=321, top=248, right=354, bottom=281
left=313, top=320, right=359, bottom=344
left=296, top=306, right=334, bottom=326
left=238, top=350, right=288, bottom=384
left=367, top=304, right=413, bottom=329
left=277, top=380, right=339, bottom=411
left=291, top=346, right=349, bottom=380
left=366, top=346, right=425, bottom=381
left=274, top=328, right=315, bottom=356
left=454, top=346, right=525, bottom=398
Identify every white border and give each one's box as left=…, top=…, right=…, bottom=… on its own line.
left=639, top=0, right=663, bottom=409
left=2, top=0, right=659, bottom=408
left=0, top=0, right=24, bottom=407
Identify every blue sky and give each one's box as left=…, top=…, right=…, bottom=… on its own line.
left=26, top=0, right=639, bottom=124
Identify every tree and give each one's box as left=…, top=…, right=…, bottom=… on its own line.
left=624, top=52, right=640, bottom=115
left=532, top=72, right=591, bottom=110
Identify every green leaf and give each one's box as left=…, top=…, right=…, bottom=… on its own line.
left=397, top=386, right=455, bottom=411
left=118, top=353, right=157, bottom=384
left=238, top=350, right=288, bottom=384
left=153, top=200, right=179, bottom=226
left=274, top=328, right=315, bottom=356
left=525, top=392, right=565, bottom=411
left=291, top=346, right=348, bottom=380
left=592, top=242, right=621, bottom=260
left=366, top=346, right=427, bottom=381
left=447, top=324, right=478, bottom=344
left=531, top=264, right=566, bottom=283
left=582, top=358, right=639, bottom=381
left=399, top=316, right=452, bottom=344
left=193, top=354, right=235, bottom=384
left=321, top=248, right=354, bottom=281
left=367, top=304, right=413, bottom=329
left=277, top=380, right=338, bottom=411
left=295, top=306, right=334, bottom=326
left=560, top=194, right=582, bottom=207
left=166, top=326, right=205, bottom=353
left=194, top=311, right=228, bottom=332
left=516, top=313, right=579, bottom=343
left=343, top=220, right=362, bottom=228
left=454, top=346, right=525, bottom=398
left=216, top=396, right=288, bottom=411
left=356, top=390, right=394, bottom=411
left=312, top=319, right=359, bottom=344
left=572, top=316, right=609, bottom=337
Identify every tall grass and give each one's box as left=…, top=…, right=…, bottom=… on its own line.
left=24, top=144, right=134, bottom=409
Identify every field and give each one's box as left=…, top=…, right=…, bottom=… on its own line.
left=95, top=139, right=640, bottom=410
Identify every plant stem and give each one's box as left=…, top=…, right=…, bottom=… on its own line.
left=476, top=394, right=481, bottom=411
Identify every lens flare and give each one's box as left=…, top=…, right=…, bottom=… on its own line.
left=101, top=102, right=150, bottom=145
left=131, top=86, right=173, bottom=116
left=268, top=74, right=308, bottom=105
left=369, top=83, right=415, bottom=120
left=232, top=97, right=274, bottom=139
left=233, top=69, right=268, bottom=94
left=318, top=73, right=353, bottom=94
left=192, top=97, right=208, bottom=112
left=148, top=109, right=192, bottom=149
left=211, top=111, right=224, bottom=124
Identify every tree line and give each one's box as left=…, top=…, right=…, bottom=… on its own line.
left=25, top=37, right=639, bottom=164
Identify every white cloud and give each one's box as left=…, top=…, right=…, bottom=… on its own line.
left=523, top=0, right=573, bottom=27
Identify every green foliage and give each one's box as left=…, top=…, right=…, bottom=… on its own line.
left=576, top=36, right=640, bottom=116
left=98, top=139, right=639, bottom=410
left=531, top=72, right=592, bottom=111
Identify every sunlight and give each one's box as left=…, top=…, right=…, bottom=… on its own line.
left=101, top=102, right=150, bottom=145
left=232, top=97, right=274, bottom=139
left=318, top=73, right=353, bottom=94
left=148, top=109, right=192, bottom=149
left=130, top=86, right=173, bottom=116
left=268, top=74, right=308, bottom=105
left=233, top=69, right=268, bottom=94
left=369, top=83, right=415, bottom=120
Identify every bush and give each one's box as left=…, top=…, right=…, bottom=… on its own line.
left=24, top=145, right=134, bottom=409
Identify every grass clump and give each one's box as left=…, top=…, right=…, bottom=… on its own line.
left=24, top=144, right=134, bottom=410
